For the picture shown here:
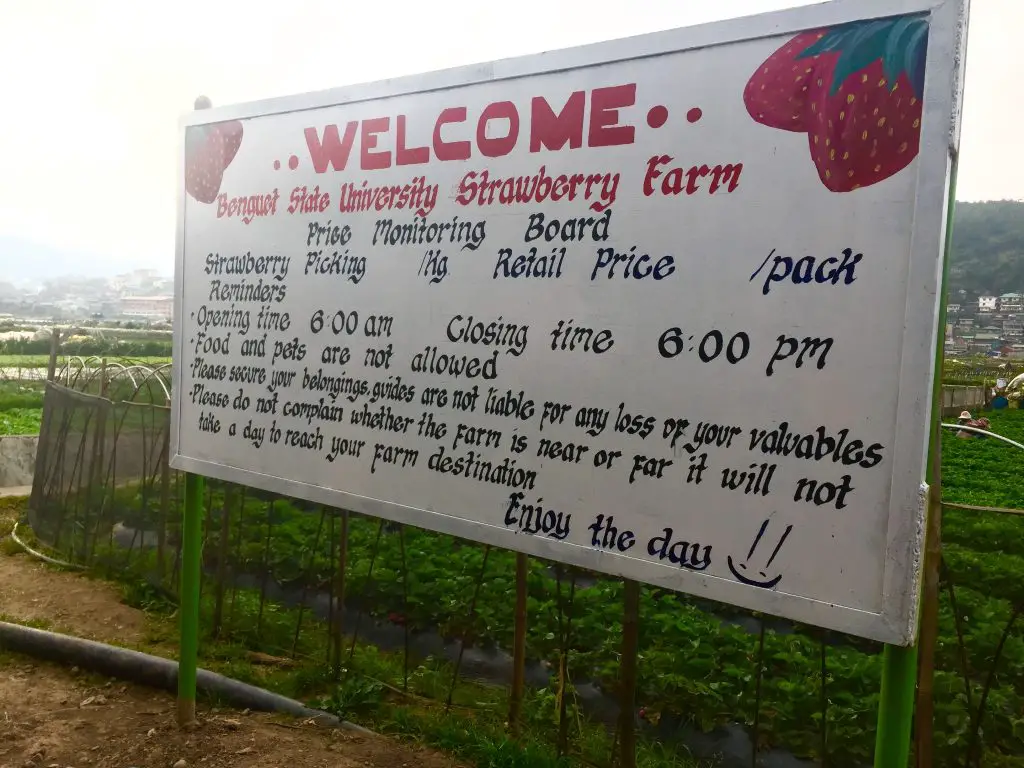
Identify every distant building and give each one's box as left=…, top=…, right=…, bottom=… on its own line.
left=1000, top=293, right=1024, bottom=313
left=120, top=295, right=173, bottom=321
left=971, top=332, right=1003, bottom=353
left=947, top=303, right=961, bottom=315
left=978, top=295, right=998, bottom=312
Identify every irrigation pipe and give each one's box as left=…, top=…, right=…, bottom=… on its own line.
left=1, top=519, right=370, bottom=734
left=939, top=422, right=1024, bottom=451
left=0, top=621, right=371, bottom=733
left=943, top=501, right=1024, bottom=517
left=9, top=521, right=85, bottom=570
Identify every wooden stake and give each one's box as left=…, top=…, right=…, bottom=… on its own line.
left=88, top=359, right=109, bottom=511
left=157, top=428, right=170, bottom=581
left=618, top=580, right=640, bottom=768
left=445, top=544, right=491, bottom=711
left=46, top=328, right=60, bottom=382
left=256, top=500, right=274, bottom=639
left=333, top=509, right=348, bottom=679
left=212, top=484, right=234, bottom=637
left=914, top=449, right=943, bottom=765
left=325, top=512, right=336, bottom=666
left=556, top=568, right=578, bottom=757
left=291, top=507, right=327, bottom=656
left=509, top=552, right=528, bottom=738
left=398, top=524, right=411, bottom=691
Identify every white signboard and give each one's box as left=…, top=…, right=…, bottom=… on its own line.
left=172, top=0, right=969, bottom=645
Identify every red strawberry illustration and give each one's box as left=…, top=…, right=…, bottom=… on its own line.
left=185, top=120, right=244, bottom=204
left=745, top=15, right=929, bottom=193
left=742, top=30, right=835, bottom=132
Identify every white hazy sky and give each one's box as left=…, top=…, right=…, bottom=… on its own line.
left=0, top=0, right=1016, bottom=273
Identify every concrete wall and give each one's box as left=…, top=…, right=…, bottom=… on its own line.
left=941, top=385, right=988, bottom=417
left=0, top=435, right=38, bottom=487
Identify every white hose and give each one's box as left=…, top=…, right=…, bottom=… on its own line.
left=9, top=521, right=85, bottom=570
left=940, top=422, right=1024, bottom=451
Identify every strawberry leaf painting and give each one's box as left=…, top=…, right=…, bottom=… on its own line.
left=185, top=120, right=244, bottom=204
left=743, top=14, right=929, bottom=193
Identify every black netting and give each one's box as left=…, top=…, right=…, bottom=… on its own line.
left=29, top=382, right=178, bottom=572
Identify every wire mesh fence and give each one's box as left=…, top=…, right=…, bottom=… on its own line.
left=20, top=380, right=1024, bottom=767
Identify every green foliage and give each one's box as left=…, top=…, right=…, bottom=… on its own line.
left=0, top=380, right=46, bottom=434
left=0, top=409, right=42, bottom=435
left=0, top=380, right=45, bottom=409
left=943, top=358, right=1024, bottom=387
left=0, top=354, right=172, bottom=368
left=316, top=675, right=385, bottom=717
left=110, top=565, right=702, bottom=768
left=0, top=337, right=172, bottom=358
left=936, top=408, right=1024, bottom=762
left=25, top=406, right=1024, bottom=766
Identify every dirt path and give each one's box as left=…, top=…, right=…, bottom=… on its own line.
left=0, top=557, right=147, bottom=644
left=0, top=536, right=461, bottom=768
left=0, top=661, right=458, bottom=768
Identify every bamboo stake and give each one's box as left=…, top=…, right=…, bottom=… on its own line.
left=618, top=580, right=640, bottom=768
left=509, top=552, right=529, bottom=738
left=212, top=485, right=234, bottom=636
left=333, top=509, right=349, bottom=678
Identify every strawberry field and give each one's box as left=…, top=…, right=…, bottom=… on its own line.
left=19, top=382, right=1024, bottom=766
left=0, top=380, right=44, bottom=436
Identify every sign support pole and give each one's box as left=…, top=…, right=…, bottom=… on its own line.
left=178, top=472, right=204, bottom=726
left=874, top=644, right=919, bottom=767
left=873, top=154, right=959, bottom=767
left=177, top=93, right=212, bottom=729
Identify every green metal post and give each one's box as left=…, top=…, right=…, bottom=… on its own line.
left=178, top=472, right=204, bottom=726
left=178, top=95, right=211, bottom=728
left=875, top=644, right=920, bottom=767
left=873, top=157, right=959, bottom=767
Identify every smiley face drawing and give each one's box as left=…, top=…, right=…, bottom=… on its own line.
left=726, top=519, right=793, bottom=590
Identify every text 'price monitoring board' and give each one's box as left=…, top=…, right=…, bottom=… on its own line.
left=172, top=0, right=968, bottom=644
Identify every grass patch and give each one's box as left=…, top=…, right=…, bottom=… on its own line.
left=0, top=379, right=45, bottom=434
left=0, top=613, right=53, bottom=631
left=0, top=502, right=20, bottom=539
left=0, top=408, right=42, bottom=435
left=0, top=380, right=44, bottom=434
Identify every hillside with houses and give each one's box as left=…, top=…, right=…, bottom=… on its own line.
left=946, top=201, right=1024, bottom=357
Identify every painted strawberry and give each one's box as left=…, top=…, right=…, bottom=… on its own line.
left=742, top=30, right=836, bottom=132
left=745, top=15, right=929, bottom=193
left=185, top=120, right=244, bottom=204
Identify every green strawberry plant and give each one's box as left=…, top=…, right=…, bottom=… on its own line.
left=66, top=407, right=1024, bottom=765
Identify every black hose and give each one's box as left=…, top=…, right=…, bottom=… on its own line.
left=0, top=620, right=370, bottom=733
